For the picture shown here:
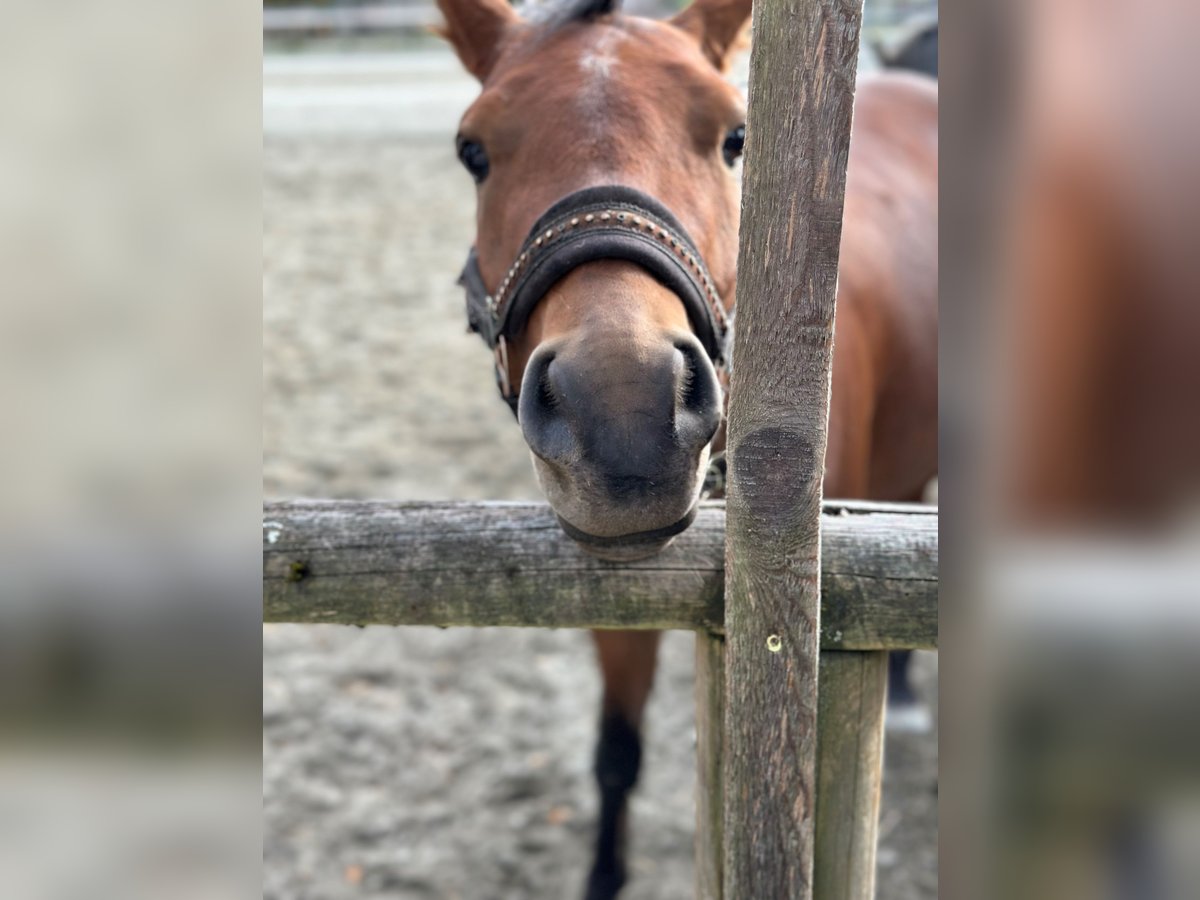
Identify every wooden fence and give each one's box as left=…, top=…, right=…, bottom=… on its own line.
left=264, top=1, right=937, bottom=896
left=263, top=497, right=936, bottom=899
left=263, top=500, right=935, bottom=647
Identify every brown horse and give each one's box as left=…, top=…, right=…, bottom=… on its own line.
left=436, top=0, right=937, bottom=895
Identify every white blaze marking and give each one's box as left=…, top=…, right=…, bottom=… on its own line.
left=581, top=49, right=615, bottom=78
left=579, top=27, right=624, bottom=122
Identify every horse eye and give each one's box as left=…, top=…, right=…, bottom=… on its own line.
left=722, top=125, right=745, bottom=167
left=457, top=137, right=490, bottom=183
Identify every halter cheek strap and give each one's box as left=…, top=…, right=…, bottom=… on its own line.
left=458, top=184, right=733, bottom=415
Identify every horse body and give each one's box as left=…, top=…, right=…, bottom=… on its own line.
left=827, top=73, right=938, bottom=501
left=435, top=1, right=937, bottom=895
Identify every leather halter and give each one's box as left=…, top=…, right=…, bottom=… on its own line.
left=458, top=185, right=732, bottom=415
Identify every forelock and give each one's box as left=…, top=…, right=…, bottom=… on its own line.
left=520, top=0, right=623, bottom=29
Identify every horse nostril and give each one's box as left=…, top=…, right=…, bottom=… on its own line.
left=519, top=348, right=576, bottom=462
left=673, top=337, right=722, bottom=448
left=676, top=342, right=701, bottom=410
left=535, top=359, right=559, bottom=412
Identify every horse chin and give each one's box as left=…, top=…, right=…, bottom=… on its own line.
left=551, top=501, right=700, bottom=562
left=528, top=451, right=707, bottom=560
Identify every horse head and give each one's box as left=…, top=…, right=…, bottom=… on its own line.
left=440, top=0, right=750, bottom=559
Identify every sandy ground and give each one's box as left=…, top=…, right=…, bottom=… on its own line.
left=263, top=47, right=937, bottom=899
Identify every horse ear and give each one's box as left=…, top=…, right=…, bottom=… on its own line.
left=670, top=0, right=753, bottom=70
left=436, top=0, right=521, bottom=81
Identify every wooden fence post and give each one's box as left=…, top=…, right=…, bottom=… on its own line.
left=814, top=651, right=889, bottom=899
left=722, top=0, right=863, bottom=895
left=694, top=633, right=726, bottom=900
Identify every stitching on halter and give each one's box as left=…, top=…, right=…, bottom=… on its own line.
left=490, top=200, right=725, bottom=334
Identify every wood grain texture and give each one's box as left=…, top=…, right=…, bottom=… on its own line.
left=262, top=500, right=937, bottom=650
left=694, top=632, right=726, bottom=900
left=721, top=0, right=864, bottom=895
left=813, top=651, right=888, bottom=900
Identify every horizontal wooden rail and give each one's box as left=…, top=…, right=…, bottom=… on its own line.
left=263, top=500, right=937, bottom=650
left=263, top=5, right=439, bottom=34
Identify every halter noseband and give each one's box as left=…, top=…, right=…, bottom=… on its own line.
left=458, top=185, right=732, bottom=415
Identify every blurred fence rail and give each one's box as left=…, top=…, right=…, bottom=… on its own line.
left=262, top=500, right=938, bottom=649
left=263, top=2, right=439, bottom=34
left=261, top=0, right=937, bottom=36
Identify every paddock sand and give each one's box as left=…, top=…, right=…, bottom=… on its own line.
left=264, top=50, right=937, bottom=900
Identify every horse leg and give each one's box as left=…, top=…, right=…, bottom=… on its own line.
left=887, top=650, right=919, bottom=705
left=885, top=484, right=935, bottom=732
left=585, top=629, right=661, bottom=900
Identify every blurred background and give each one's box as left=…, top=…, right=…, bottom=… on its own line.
left=0, top=2, right=259, bottom=899
left=262, top=2, right=938, bottom=899
left=941, top=1, right=1200, bottom=897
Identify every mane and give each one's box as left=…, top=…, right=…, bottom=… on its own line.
left=521, top=0, right=623, bottom=29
